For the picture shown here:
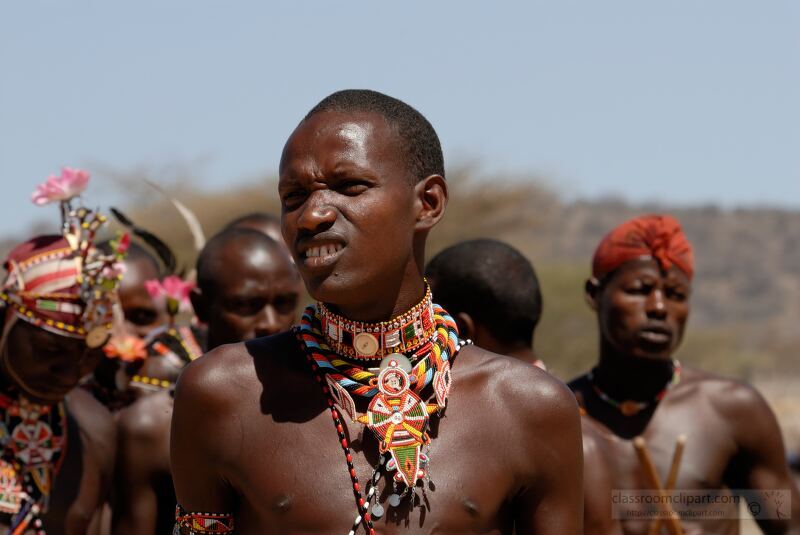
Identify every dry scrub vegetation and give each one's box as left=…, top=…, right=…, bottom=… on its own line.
left=3, top=169, right=799, bottom=447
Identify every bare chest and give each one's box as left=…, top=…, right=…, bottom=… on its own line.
left=227, top=395, right=517, bottom=534
left=602, top=398, right=740, bottom=535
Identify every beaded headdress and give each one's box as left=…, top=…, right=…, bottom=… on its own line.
left=0, top=168, right=127, bottom=348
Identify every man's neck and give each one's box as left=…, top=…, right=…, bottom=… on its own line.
left=503, top=346, right=539, bottom=365
left=592, top=342, right=675, bottom=402
left=324, top=276, right=426, bottom=323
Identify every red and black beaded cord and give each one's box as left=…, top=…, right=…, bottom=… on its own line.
left=303, top=343, right=376, bottom=535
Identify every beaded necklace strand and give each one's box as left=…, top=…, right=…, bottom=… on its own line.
left=588, top=360, right=681, bottom=416
left=297, top=302, right=466, bottom=534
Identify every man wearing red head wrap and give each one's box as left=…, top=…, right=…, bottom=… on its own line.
left=569, top=214, right=800, bottom=534
left=0, top=169, right=121, bottom=534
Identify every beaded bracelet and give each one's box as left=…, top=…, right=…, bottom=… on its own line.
left=174, top=504, right=234, bottom=534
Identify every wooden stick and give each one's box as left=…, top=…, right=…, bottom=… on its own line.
left=633, top=436, right=683, bottom=535
left=648, top=435, right=687, bottom=535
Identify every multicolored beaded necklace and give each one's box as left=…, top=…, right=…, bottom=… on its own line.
left=588, top=360, right=681, bottom=416
left=297, top=296, right=466, bottom=535
left=0, top=394, right=68, bottom=535
left=317, top=285, right=436, bottom=360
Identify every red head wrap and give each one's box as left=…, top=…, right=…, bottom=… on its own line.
left=592, top=214, right=694, bottom=280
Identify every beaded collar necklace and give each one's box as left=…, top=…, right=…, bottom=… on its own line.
left=0, top=394, right=68, bottom=535
left=317, top=284, right=435, bottom=360
left=297, top=301, right=466, bottom=535
left=588, top=360, right=681, bottom=416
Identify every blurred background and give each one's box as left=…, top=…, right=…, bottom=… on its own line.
left=2, top=0, right=799, bottom=466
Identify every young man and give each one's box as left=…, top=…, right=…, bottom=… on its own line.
left=171, top=90, right=583, bottom=534
left=427, top=238, right=621, bottom=535
left=112, top=228, right=301, bottom=535
left=0, top=173, right=121, bottom=534
left=570, top=214, right=800, bottom=534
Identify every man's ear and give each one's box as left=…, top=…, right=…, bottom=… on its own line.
left=584, top=278, right=601, bottom=311
left=414, top=175, right=448, bottom=232
left=189, top=287, right=209, bottom=323
left=454, top=311, right=475, bottom=342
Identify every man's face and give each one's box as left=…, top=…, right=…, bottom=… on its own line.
left=278, top=111, right=417, bottom=308
left=3, top=319, right=102, bottom=402
left=595, top=258, right=691, bottom=360
left=118, top=256, right=166, bottom=338
left=203, top=244, right=301, bottom=347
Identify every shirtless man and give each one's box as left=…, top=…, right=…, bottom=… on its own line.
left=426, top=238, right=621, bottom=535
left=569, top=214, right=800, bottom=534
left=171, top=89, right=583, bottom=534
left=112, top=228, right=300, bottom=535
left=0, top=174, right=120, bottom=534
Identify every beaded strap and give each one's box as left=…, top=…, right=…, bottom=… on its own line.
left=174, top=505, right=234, bottom=534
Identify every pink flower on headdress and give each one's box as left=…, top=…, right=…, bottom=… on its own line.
left=101, top=262, right=127, bottom=280
left=145, top=275, right=195, bottom=317
left=103, top=334, right=147, bottom=362
left=31, top=167, right=90, bottom=205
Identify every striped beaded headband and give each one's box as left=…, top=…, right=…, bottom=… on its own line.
left=1, top=170, right=128, bottom=348
left=317, top=284, right=435, bottom=360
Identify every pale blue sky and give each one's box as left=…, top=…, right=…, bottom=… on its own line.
left=1, top=1, right=798, bottom=237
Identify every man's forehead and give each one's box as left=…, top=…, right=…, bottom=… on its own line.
left=611, top=258, right=691, bottom=283
left=280, top=111, right=395, bottom=174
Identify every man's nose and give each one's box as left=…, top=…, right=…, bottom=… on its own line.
left=296, top=191, right=336, bottom=233
left=253, top=305, right=282, bottom=338
left=645, top=288, right=667, bottom=318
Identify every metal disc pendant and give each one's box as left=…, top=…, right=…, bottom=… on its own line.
left=354, top=332, right=379, bottom=357
left=86, top=327, right=110, bottom=349
left=388, top=493, right=402, bottom=507
left=379, top=354, right=412, bottom=373
left=371, top=503, right=385, bottom=519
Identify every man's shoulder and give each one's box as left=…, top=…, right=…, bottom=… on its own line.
left=175, top=330, right=301, bottom=411
left=677, top=366, right=771, bottom=420
left=117, top=390, right=172, bottom=442
left=458, top=345, right=580, bottom=429
left=66, top=387, right=115, bottom=442
left=65, top=388, right=116, bottom=469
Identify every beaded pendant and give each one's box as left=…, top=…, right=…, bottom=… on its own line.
left=297, top=302, right=466, bottom=534
left=364, top=360, right=429, bottom=487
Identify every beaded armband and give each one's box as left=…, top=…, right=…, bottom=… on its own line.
left=174, top=505, right=234, bottom=534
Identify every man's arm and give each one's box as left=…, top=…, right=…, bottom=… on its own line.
left=171, top=348, right=243, bottom=532
left=111, top=392, right=169, bottom=535
left=511, top=367, right=584, bottom=534
left=722, top=381, right=800, bottom=534
left=582, top=418, right=624, bottom=535
left=65, top=388, right=117, bottom=535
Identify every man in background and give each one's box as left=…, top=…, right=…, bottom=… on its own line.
left=427, top=238, right=621, bottom=534
left=570, top=214, right=800, bottom=534
left=112, top=228, right=301, bottom=534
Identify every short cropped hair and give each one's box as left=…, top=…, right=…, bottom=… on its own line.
left=305, top=89, right=444, bottom=183
left=426, top=239, right=542, bottom=345
left=196, top=227, right=285, bottom=296
left=224, top=212, right=279, bottom=229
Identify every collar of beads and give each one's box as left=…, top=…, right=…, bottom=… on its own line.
left=317, top=284, right=435, bottom=360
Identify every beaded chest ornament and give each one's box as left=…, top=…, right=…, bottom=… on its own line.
left=297, top=291, right=468, bottom=534
left=0, top=395, right=67, bottom=535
